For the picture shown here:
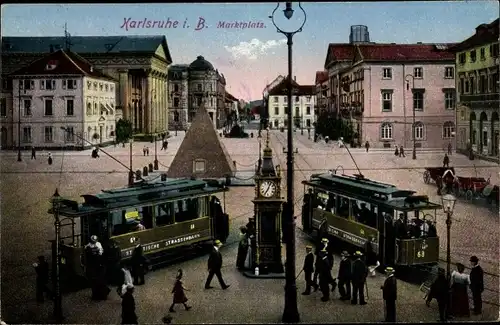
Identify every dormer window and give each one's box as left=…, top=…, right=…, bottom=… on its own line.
left=45, top=60, right=58, bottom=71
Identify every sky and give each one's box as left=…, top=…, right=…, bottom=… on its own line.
left=2, top=2, right=499, bottom=101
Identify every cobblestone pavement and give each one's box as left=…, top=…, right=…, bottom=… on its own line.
left=1, top=131, right=498, bottom=323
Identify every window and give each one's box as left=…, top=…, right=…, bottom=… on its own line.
left=493, top=73, right=499, bottom=93
left=209, top=84, right=213, bottom=92
left=99, top=83, right=103, bottom=91
left=93, top=103, right=98, bottom=115
left=197, top=84, right=202, bottom=91
left=295, top=96, right=299, bottom=103
left=480, top=48, right=486, bottom=60
left=306, top=96, right=311, bottom=102
left=110, top=84, right=114, bottom=92
left=306, top=119, right=311, bottom=127
left=459, top=53, right=466, bottom=64
left=22, top=126, right=31, bottom=143
left=86, top=102, right=92, bottom=116
left=284, top=97, right=287, bottom=103
left=274, top=107, right=279, bottom=115
left=479, top=75, right=488, bottom=93
left=464, top=80, right=470, bottom=93
left=193, top=159, right=206, bottom=173
left=306, top=106, right=311, bottom=115
left=380, top=123, right=393, bottom=140
left=273, top=96, right=278, bottom=103
left=413, top=122, right=424, bottom=140
left=2, top=79, right=12, bottom=90
left=173, top=98, right=180, bottom=107
left=20, top=79, right=34, bottom=90
left=470, top=77, right=475, bottom=94
left=41, top=79, right=56, bottom=90
left=63, top=79, right=77, bottom=90
left=382, top=68, right=392, bottom=79
left=445, top=67, right=454, bottom=79
left=443, top=121, right=455, bottom=139
left=105, top=84, right=109, bottom=92
left=444, top=91, right=455, bottom=110
left=66, top=99, right=74, bottom=116
left=294, top=107, right=299, bottom=117
left=381, top=91, right=393, bottom=111
left=93, top=82, right=98, bottom=90
left=0, top=98, right=6, bottom=117
left=490, top=43, right=499, bottom=58
left=413, top=91, right=424, bottom=111
left=65, top=126, right=75, bottom=142
left=23, top=99, right=32, bottom=116
left=87, top=81, right=92, bottom=90
left=156, top=202, right=175, bottom=227
left=44, top=126, right=53, bottom=142
left=470, top=50, right=476, bottom=62
left=274, top=120, right=278, bottom=128
left=414, top=67, right=423, bottom=78
left=174, top=84, right=179, bottom=92
left=44, top=99, right=53, bottom=116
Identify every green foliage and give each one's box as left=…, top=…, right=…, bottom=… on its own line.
left=115, top=119, right=133, bottom=143
left=315, top=111, right=355, bottom=143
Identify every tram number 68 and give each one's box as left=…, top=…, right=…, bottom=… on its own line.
left=417, top=250, right=425, bottom=258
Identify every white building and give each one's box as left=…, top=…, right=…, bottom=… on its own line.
left=7, top=49, right=116, bottom=150
left=266, top=78, right=316, bottom=129
left=263, top=75, right=285, bottom=97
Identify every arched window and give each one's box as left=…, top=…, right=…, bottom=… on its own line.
left=86, top=103, right=92, bottom=116
left=413, top=122, right=424, bottom=140
left=93, top=103, right=98, bottom=115
left=380, top=122, right=393, bottom=140
left=443, top=121, right=455, bottom=139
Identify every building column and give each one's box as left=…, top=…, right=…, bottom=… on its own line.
left=118, top=69, right=130, bottom=121
left=146, top=69, right=153, bottom=134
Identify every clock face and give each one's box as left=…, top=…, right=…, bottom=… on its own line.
left=260, top=180, right=277, bottom=198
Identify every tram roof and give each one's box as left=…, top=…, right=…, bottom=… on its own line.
left=308, top=173, right=402, bottom=195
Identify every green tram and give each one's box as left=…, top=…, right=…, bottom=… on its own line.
left=301, top=171, right=442, bottom=271
left=50, top=177, right=230, bottom=285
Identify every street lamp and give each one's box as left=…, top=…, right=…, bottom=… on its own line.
left=440, top=194, right=456, bottom=281
left=270, top=2, right=306, bottom=323
left=406, top=74, right=417, bottom=160
left=50, top=188, right=63, bottom=321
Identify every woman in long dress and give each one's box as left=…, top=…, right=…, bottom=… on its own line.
left=450, top=263, right=470, bottom=318
left=169, top=269, right=191, bottom=312
left=236, top=227, right=248, bottom=270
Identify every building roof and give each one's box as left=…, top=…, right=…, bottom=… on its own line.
left=267, top=78, right=314, bottom=96
left=2, top=35, right=172, bottom=63
left=189, top=55, right=215, bottom=71
left=167, top=104, right=235, bottom=179
left=324, top=43, right=356, bottom=69
left=225, top=92, right=238, bottom=102
left=449, top=18, right=499, bottom=52
left=315, top=71, right=329, bottom=84
left=355, top=43, right=456, bottom=62
left=9, top=49, right=115, bottom=80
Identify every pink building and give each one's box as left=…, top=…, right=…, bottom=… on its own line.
left=328, top=43, right=456, bottom=149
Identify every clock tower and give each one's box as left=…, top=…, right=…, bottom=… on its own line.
left=251, top=131, right=285, bottom=275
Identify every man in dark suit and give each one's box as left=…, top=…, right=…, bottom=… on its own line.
left=318, top=247, right=331, bottom=302
left=469, top=256, right=484, bottom=315
left=34, top=255, right=52, bottom=303
left=130, top=240, right=149, bottom=286
left=205, top=240, right=230, bottom=290
left=313, top=238, right=329, bottom=291
left=302, top=245, right=315, bottom=295
left=351, top=251, right=368, bottom=305
left=381, top=267, right=397, bottom=322
left=337, top=251, right=352, bottom=301
left=426, top=267, right=449, bottom=322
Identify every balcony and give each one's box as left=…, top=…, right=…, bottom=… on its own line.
left=459, top=93, right=499, bottom=109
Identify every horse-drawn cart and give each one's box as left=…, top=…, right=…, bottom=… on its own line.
left=453, top=176, right=490, bottom=200
left=423, top=167, right=456, bottom=195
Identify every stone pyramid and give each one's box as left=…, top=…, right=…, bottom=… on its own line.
left=168, top=105, right=236, bottom=179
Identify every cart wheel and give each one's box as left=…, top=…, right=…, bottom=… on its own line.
left=423, top=171, right=430, bottom=184
left=465, top=190, right=474, bottom=201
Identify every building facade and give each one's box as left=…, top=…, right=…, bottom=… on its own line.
left=1, top=36, right=172, bottom=138
left=266, top=78, right=316, bottom=129
left=452, top=19, right=499, bottom=160
left=167, top=56, right=228, bottom=130
left=324, top=44, right=354, bottom=114
left=314, top=71, right=329, bottom=117
left=4, top=49, right=116, bottom=149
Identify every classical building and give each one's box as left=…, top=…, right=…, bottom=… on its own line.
left=451, top=18, right=499, bottom=160
left=167, top=56, right=227, bottom=130
left=1, top=35, right=172, bottom=138
left=314, top=71, right=329, bottom=116
left=2, top=49, right=116, bottom=149
left=266, top=77, right=316, bottom=129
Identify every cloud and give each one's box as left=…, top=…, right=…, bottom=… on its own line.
left=224, top=38, right=286, bottom=60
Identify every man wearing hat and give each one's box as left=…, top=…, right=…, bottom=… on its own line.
left=351, top=251, right=368, bottom=305
left=318, top=246, right=332, bottom=302
left=337, top=251, right=352, bottom=301
left=121, top=284, right=138, bottom=324
left=205, top=240, right=230, bottom=290
left=313, top=238, right=330, bottom=291
left=84, top=235, right=105, bottom=300
left=301, top=245, right=315, bottom=295
left=130, top=238, right=149, bottom=286
left=469, top=255, right=484, bottom=315
left=380, top=267, right=397, bottom=322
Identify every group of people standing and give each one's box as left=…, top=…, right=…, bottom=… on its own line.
left=236, top=220, right=256, bottom=271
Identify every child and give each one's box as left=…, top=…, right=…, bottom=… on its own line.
left=169, top=269, right=191, bottom=312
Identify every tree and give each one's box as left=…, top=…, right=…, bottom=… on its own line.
left=315, top=111, right=354, bottom=143
left=115, top=119, right=133, bottom=144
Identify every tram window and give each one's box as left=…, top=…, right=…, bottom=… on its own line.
left=352, top=200, right=377, bottom=228
left=314, top=190, right=328, bottom=209
left=110, top=207, right=149, bottom=236
left=336, top=197, right=351, bottom=218
left=156, top=202, right=175, bottom=226
left=325, top=193, right=337, bottom=214
left=199, top=197, right=208, bottom=217
left=174, top=198, right=199, bottom=222
left=84, top=213, right=109, bottom=243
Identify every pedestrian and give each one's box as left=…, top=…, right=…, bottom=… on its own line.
left=121, top=284, right=138, bottom=324
left=469, top=256, right=484, bottom=315
left=117, top=262, right=133, bottom=297
left=33, top=255, right=52, bottom=303
left=31, top=146, right=36, bottom=160
left=143, top=146, right=147, bottom=156
left=337, top=251, right=352, bottom=301
left=365, top=237, right=380, bottom=277
left=48, top=152, right=53, bottom=165
left=450, top=263, right=470, bottom=318
left=131, top=239, right=149, bottom=286
left=394, top=145, right=399, bottom=156
left=443, top=154, right=450, bottom=168
left=351, top=251, right=368, bottom=305
left=204, top=240, right=230, bottom=290
left=399, top=145, right=405, bottom=157
left=313, top=238, right=329, bottom=291
left=448, top=142, right=452, bottom=155
left=325, top=135, right=329, bottom=144
left=318, top=247, right=331, bottom=302
left=380, top=267, right=397, bottom=322
left=169, top=269, right=192, bottom=312
left=236, top=227, right=249, bottom=270
left=301, top=245, right=315, bottom=295
left=146, top=147, right=150, bottom=156
left=84, top=235, right=106, bottom=300
left=365, top=141, right=370, bottom=152
left=426, top=267, right=449, bottom=322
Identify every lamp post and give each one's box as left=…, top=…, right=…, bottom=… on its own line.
left=405, top=74, right=416, bottom=160
left=441, top=193, right=456, bottom=319
left=17, top=81, right=22, bottom=162
left=51, top=188, right=63, bottom=321
left=270, top=2, right=306, bottom=323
